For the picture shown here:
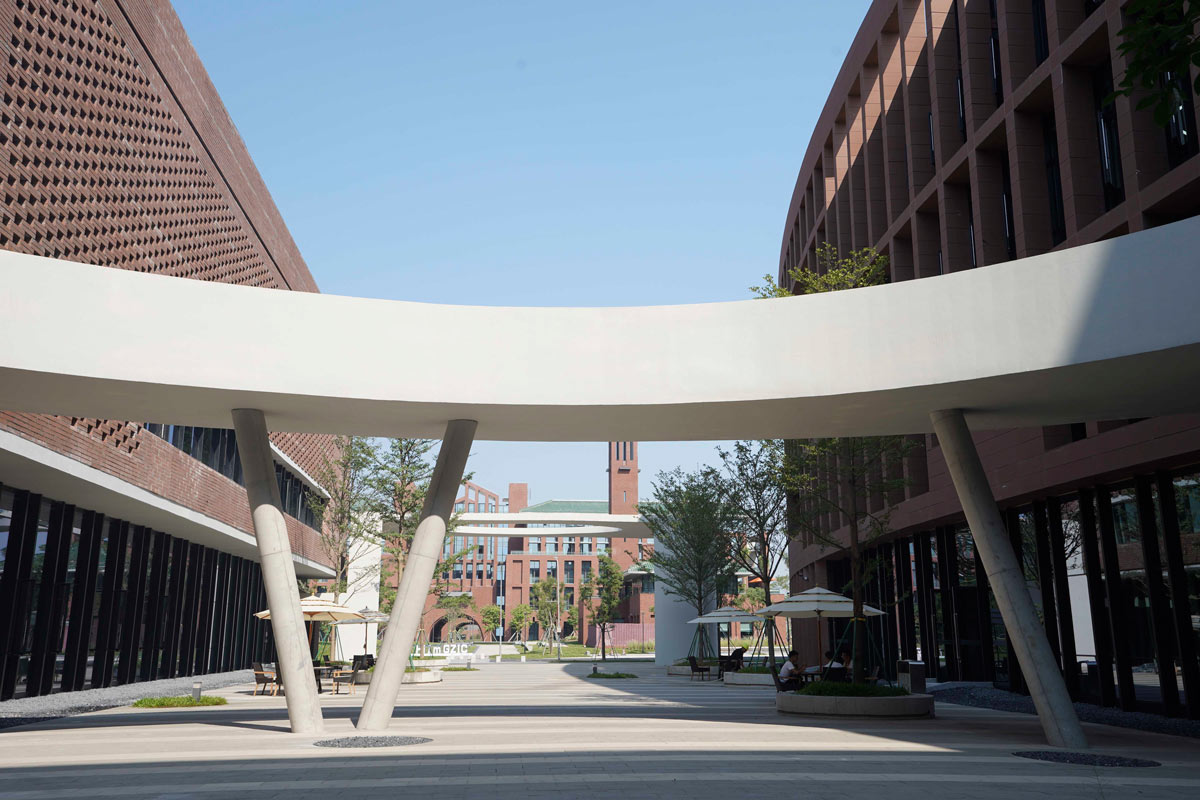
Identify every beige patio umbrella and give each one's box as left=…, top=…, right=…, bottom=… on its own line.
left=687, top=606, right=764, bottom=657
left=255, top=595, right=365, bottom=658
left=760, top=587, right=883, bottom=665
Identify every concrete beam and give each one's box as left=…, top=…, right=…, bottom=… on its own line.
left=231, top=409, right=323, bottom=735
left=357, top=419, right=477, bottom=732
left=930, top=408, right=1087, bottom=749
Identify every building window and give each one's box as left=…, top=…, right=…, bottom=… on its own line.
left=529, top=561, right=540, bottom=580
left=582, top=537, right=593, bottom=554
left=1163, top=70, right=1199, bottom=168
left=1093, top=61, right=1125, bottom=211
left=1001, top=158, right=1016, bottom=259
left=565, top=560, right=575, bottom=584
left=582, top=561, right=593, bottom=580
left=547, top=560, right=557, bottom=580
left=988, top=0, right=1002, bottom=105
left=1042, top=114, right=1067, bottom=245
left=1032, top=0, right=1049, bottom=65
left=454, top=502, right=464, bottom=513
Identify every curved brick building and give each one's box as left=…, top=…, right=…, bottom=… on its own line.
left=0, top=0, right=334, bottom=699
left=781, top=0, right=1200, bottom=717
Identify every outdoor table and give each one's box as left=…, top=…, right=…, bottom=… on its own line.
left=313, top=665, right=335, bottom=693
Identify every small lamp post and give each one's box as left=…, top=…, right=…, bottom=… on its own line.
left=191, top=681, right=202, bottom=703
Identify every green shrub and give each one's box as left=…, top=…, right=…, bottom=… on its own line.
left=797, top=681, right=908, bottom=698
left=132, top=696, right=227, bottom=708
left=622, top=640, right=655, bottom=654
left=404, top=666, right=430, bottom=673
left=587, top=672, right=638, bottom=679
left=737, top=665, right=772, bottom=674
left=442, top=666, right=478, bottom=672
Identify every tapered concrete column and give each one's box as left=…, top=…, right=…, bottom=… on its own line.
left=231, top=409, right=324, bottom=735
left=931, top=409, right=1086, bottom=749
left=357, top=419, right=476, bottom=731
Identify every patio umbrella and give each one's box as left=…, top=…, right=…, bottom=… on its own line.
left=760, top=587, right=883, bottom=665
left=255, top=595, right=364, bottom=658
left=332, top=607, right=390, bottom=652
left=686, top=606, right=762, bottom=657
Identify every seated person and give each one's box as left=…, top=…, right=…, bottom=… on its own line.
left=823, top=650, right=843, bottom=668
left=839, top=649, right=853, bottom=671
left=778, top=650, right=804, bottom=690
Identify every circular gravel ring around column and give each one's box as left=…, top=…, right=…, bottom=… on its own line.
left=1012, top=751, right=1160, bottom=767
left=314, top=736, right=432, bottom=748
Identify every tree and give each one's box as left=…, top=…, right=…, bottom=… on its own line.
left=368, top=437, right=470, bottom=612
left=788, top=435, right=912, bottom=683
left=508, top=603, right=533, bottom=641
left=752, top=244, right=906, bottom=684
left=1111, top=0, right=1200, bottom=126
left=530, top=577, right=564, bottom=648
left=480, top=604, right=503, bottom=641
left=710, top=440, right=791, bottom=672
left=582, top=554, right=624, bottom=661
left=306, top=435, right=378, bottom=596
left=565, top=605, right=579, bottom=638
left=436, top=593, right=475, bottom=641
left=641, top=468, right=736, bottom=658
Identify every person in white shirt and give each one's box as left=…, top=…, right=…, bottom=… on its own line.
left=823, top=650, right=843, bottom=668
left=778, top=651, right=804, bottom=690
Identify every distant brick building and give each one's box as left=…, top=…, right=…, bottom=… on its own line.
left=419, top=442, right=654, bottom=642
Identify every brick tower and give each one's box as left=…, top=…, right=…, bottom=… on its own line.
left=607, top=441, right=639, bottom=514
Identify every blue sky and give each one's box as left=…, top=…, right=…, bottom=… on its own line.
left=174, top=0, right=871, bottom=503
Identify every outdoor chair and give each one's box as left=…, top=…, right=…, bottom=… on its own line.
left=252, top=662, right=280, bottom=696
left=687, top=656, right=712, bottom=681
left=863, top=665, right=881, bottom=684
left=331, top=667, right=358, bottom=695
left=719, top=647, right=746, bottom=676
left=820, top=666, right=847, bottom=682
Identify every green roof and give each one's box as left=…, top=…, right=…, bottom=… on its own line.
left=520, top=499, right=610, bottom=514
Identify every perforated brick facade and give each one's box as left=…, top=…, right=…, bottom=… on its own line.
left=0, top=0, right=334, bottom=565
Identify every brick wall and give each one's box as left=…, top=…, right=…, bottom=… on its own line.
left=0, top=0, right=334, bottom=564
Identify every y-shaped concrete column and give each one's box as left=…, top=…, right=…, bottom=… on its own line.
left=930, top=409, right=1086, bottom=749
left=358, top=419, right=476, bottom=731
left=231, top=409, right=324, bottom=735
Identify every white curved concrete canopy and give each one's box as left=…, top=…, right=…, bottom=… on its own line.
left=2, top=218, right=1200, bottom=440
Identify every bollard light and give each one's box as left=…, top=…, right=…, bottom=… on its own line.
left=192, top=681, right=202, bottom=702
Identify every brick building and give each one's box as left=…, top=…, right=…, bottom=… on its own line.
left=780, top=0, right=1200, bottom=717
left=420, top=442, right=654, bottom=642
left=0, top=0, right=335, bottom=699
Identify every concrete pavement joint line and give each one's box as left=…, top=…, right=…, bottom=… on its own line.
left=2, top=771, right=1200, bottom=798
left=0, top=753, right=1063, bottom=779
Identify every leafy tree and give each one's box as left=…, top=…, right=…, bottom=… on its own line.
left=735, top=586, right=766, bottom=613
left=751, top=244, right=906, bottom=684
left=508, top=603, right=533, bottom=640
left=1111, top=0, right=1200, bottom=125
left=306, top=435, right=378, bottom=596
left=788, top=436, right=912, bottom=683
left=710, top=440, right=791, bottom=672
left=530, top=577, right=564, bottom=647
left=368, top=437, right=470, bottom=612
left=641, top=468, right=736, bottom=658
left=752, top=243, right=888, bottom=300
left=582, top=554, right=624, bottom=661
left=436, top=593, right=475, bottom=641
left=480, top=604, right=503, bottom=641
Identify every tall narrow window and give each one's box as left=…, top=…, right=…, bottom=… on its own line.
left=966, top=193, right=977, bottom=268
left=1164, top=70, right=1199, bottom=168
left=953, top=1, right=966, bottom=141
left=1092, top=60, right=1125, bottom=211
left=1000, top=158, right=1016, bottom=259
left=928, top=112, right=936, bottom=165
left=1042, top=114, right=1067, bottom=245
left=1032, top=0, right=1050, bottom=65
left=988, top=0, right=1002, bottom=105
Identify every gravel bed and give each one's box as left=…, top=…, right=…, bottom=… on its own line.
left=1013, top=750, right=1160, bottom=767
left=0, top=669, right=253, bottom=731
left=313, top=736, right=431, bottom=748
left=930, top=684, right=1200, bottom=740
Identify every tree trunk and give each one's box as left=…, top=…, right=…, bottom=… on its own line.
left=600, top=624, right=607, bottom=661
left=849, top=516, right=866, bottom=683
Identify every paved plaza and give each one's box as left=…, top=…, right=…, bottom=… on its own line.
left=0, top=663, right=1198, bottom=799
